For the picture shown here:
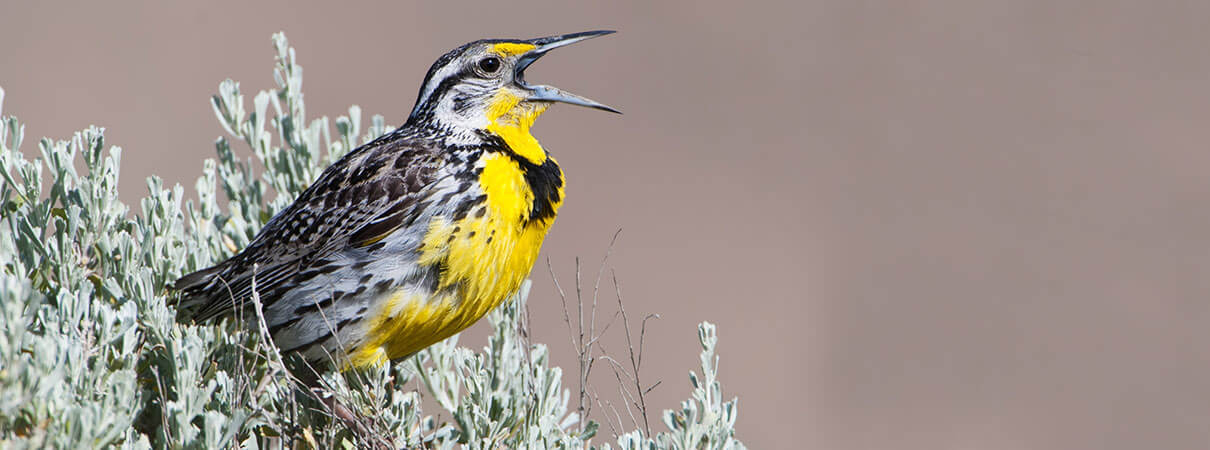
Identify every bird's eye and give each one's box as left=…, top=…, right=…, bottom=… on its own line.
left=477, top=57, right=502, bottom=74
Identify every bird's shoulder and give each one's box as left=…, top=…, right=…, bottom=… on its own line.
left=251, top=131, right=457, bottom=257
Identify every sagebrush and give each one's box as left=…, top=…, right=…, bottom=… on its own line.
left=0, top=33, right=742, bottom=449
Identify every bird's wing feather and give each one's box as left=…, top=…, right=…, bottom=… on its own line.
left=175, top=135, right=445, bottom=322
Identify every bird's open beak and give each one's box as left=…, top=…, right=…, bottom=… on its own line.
left=515, top=30, right=620, bottom=114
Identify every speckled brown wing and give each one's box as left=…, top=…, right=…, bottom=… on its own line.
left=174, top=133, right=445, bottom=323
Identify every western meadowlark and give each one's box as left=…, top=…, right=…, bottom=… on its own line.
left=174, top=30, right=617, bottom=373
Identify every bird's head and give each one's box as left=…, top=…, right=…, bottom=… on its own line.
left=406, top=30, right=618, bottom=139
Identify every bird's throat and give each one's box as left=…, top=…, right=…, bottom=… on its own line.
left=484, top=91, right=550, bottom=164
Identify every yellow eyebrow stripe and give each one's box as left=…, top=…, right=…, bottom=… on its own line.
left=491, top=43, right=536, bottom=56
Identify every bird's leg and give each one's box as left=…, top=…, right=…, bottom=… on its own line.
left=296, top=365, right=392, bottom=449
left=313, top=388, right=387, bottom=447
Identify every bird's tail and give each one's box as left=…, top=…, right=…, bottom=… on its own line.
left=171, top=264, right=225, bottom=322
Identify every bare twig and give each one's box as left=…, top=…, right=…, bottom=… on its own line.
left=548, top=257, right=590, bottom=430
left=548, top=257, right=578, bottom=360
left=599, top=353, right=640, bottom=431
left=150, top=365, right=172, bottom=444
left=549, top=229, right=661, bottom=440
left=588, top=230, right=622, bottom=368
left=593, top=389, right=625, bottom=439
left=612, top=269, right=658, bottom=436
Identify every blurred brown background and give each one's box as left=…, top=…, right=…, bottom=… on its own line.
left=4, top=1, right=1210, bottom=448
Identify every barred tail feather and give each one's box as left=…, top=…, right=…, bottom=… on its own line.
left=171, top=264, right=225, bottom=322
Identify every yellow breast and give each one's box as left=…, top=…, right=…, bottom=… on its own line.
left=349, top=99, right=563, bottom=367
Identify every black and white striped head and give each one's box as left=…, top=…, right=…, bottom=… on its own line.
left=405, top=30, right=619, bottom=133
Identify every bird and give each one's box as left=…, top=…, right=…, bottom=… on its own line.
left=173, top=30, right=618, bottom=375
